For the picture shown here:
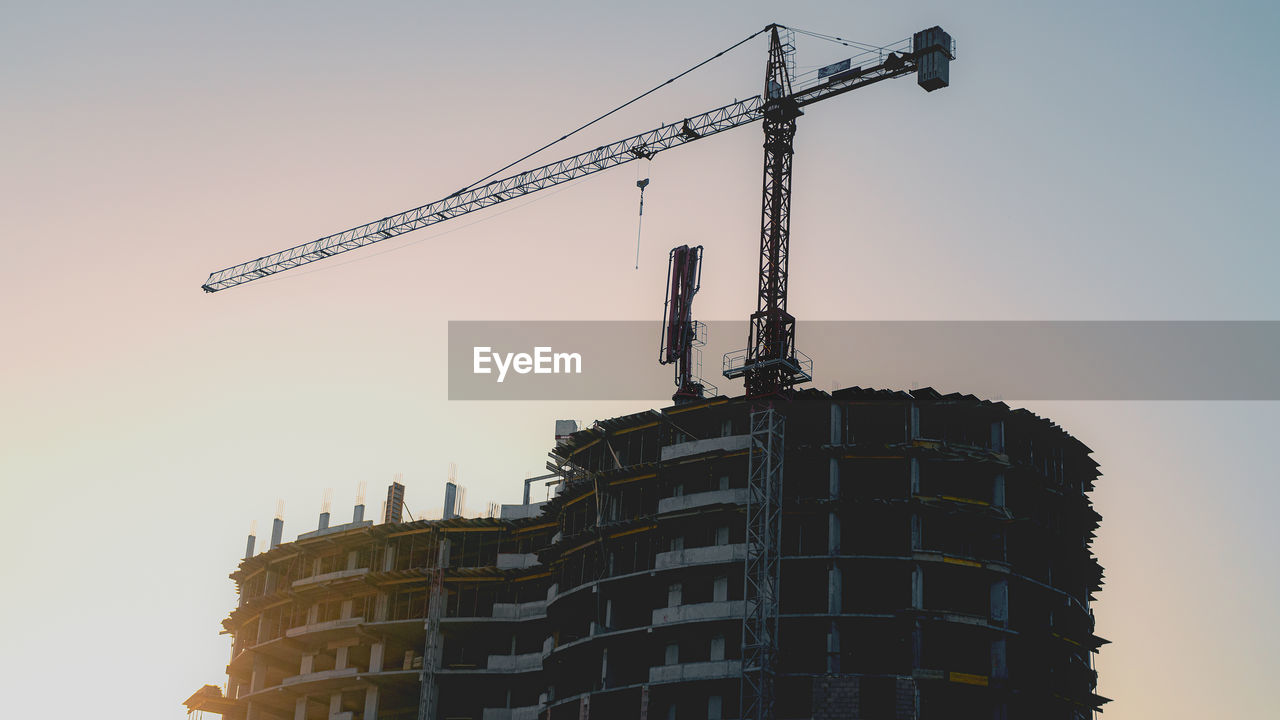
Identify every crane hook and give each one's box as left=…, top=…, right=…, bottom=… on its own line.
left=634, top=177, right=650, bottom=270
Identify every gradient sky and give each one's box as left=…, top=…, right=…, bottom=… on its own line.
left=2, top=2, right=1277, bottom=718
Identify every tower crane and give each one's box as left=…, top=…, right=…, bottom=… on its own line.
left=202, top=23, right=952, bottom=720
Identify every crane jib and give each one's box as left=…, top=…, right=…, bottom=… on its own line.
left=201, top=97, right=765, bottom=292
left=201, top=29, right=948, bottom=294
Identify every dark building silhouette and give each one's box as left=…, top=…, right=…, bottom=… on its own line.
left=192, top=386, right=1105, bottom=720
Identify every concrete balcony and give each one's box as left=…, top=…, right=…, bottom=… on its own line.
left=652, top=600, right=744, bottom=626
left=285, top=616, right=363, bottom=641
left=491, top=599, right=548, bottom=620
left=496, top=552, right=541, bottom=570
left=655, top=543, right=746, bottom=571
left=649, top=659, right=742, bottom=684
left=483, top=706, right=542, bottom=720
left=280, top=666, right=358, bottom=689
left=500, top=502, right=547, bottom=521
left=485, top=651, right=543, bottom=673
left=661, top=434, right=750, bottom=462
left=657, top=488, right=747, bottom=515
left=291, top=567, right=368, bottom=589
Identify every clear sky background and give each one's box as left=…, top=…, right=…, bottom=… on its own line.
left=2, top=1, right=1277, bottom=717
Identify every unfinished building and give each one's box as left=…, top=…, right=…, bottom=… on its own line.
left=189, top=386, right=1106, bottom=720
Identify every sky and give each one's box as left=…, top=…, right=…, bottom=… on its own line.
left=1, top=1, right=1277, bottom=718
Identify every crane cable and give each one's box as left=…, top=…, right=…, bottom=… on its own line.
left=634, top=176, right=649, bottom=270
left=450, top=25, right=776, bottom=198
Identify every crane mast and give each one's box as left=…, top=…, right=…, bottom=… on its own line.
left=732, top=27, right=801, bottom=720
left=730, top=25, right=951, bottom=720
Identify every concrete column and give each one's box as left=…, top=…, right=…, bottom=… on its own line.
left=601, top=646, right=610, bottom=688
left=382, top=544, right=396, bottom=571
left=831, top=400, right=843, bottom=445
left=329, top=693, right=342, bottom=718
left=911, top=619, right=924, bottom=671
left=708, top=694, right=723, bottom=720
left=829, top=457, right=840, bottom=499
left=710, top=634, right=725, bottom=661
left=909, top=457, right=920, bottom=495
left=992, top=471, right=1006, bottom=509
left=911, top=564, right=924, bottom=609
left=368, top=641, right=385, bottom=673
left=293, top=697, right=308, bottom=720
left=827, top=621, right=841, bottom=674
left=828, top=565, right=842, bottom=615
left=713, top=576, right=728, bottom=602
left=250, top=655, right=268, bottom=693
left=363, top=687, right=380, bottom=720
left=299, top=653, right=315, bottom=675
left=340, top=599, right=354, bottom=619
left=346, top=550, right=359, bottom=571
left=991, top=637, right=1008, bottom=681
left=668, top=582, right=682, bottom=607
left=335, top=645, right=349, bottom=671
left=990, top=419, right=1005, bottom=453
left=989, top=578, right=1009, bottom=628
left=910, top=513, right=922, bottom=552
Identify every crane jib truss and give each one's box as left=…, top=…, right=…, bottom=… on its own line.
left=201, top=30, right=947, bottom=293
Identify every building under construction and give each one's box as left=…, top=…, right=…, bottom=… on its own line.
left=187, top=386, right=1106, bottom=720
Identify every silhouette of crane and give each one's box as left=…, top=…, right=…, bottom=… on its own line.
left=201, top=24, right=953, bottom=720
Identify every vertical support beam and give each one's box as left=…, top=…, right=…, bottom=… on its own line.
left=601, top=646, right=610, bottom=689
left=830, top=401, right=843, bottom=446
left=742, top=405, right=785, bottom=720
left=990, top=418, right=1005, bottom=453
left=990, top=577, right=1010, bottom=686
left=417, top=536, right=448, bottom=720
left=911, top=563, right=924, bottom=672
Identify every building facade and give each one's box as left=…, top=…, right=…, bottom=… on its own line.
left=193, top=387, right=1106, bottom=720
